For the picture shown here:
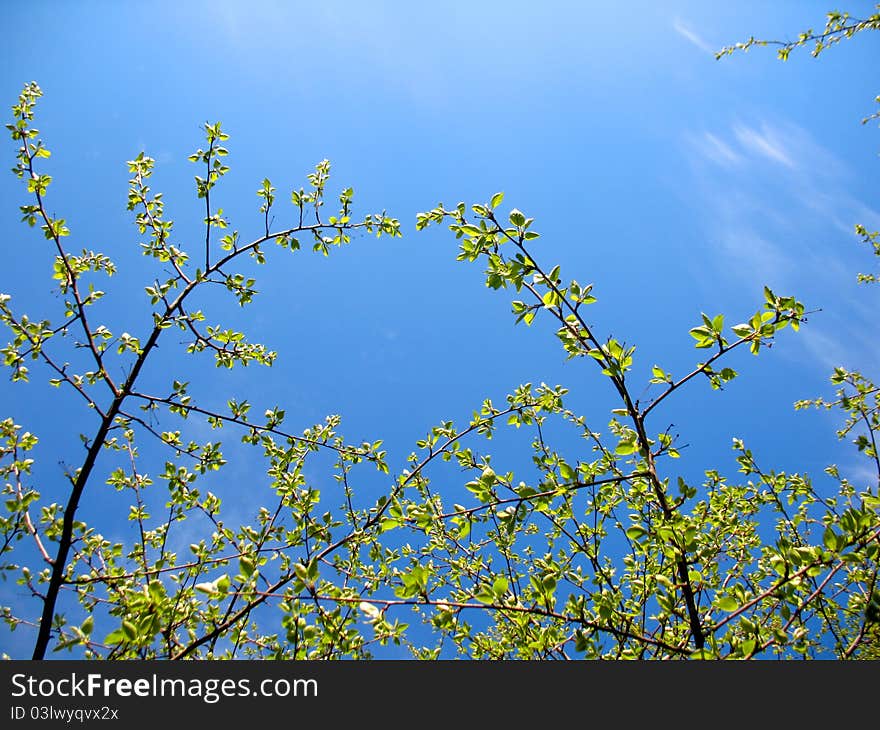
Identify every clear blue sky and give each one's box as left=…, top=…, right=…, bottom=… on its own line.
left=0, top=1, right=877, bottom=657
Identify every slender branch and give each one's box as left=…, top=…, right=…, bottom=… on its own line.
left=118, top=410, right=205, bottom=462
left=130, top=179, right=191, bottom=286
left=857, top=406, right=880, bottom=486
left=23, top=150, right=118, bottom=398
left=10, top=445, right=52, bottom=565
left=756, top=19, right=878, bottom=50
left=642, top=335, right=758, bottom=420
left=204, top=135, right=215, bottom=270
left=431, top=471, right=649, bottom=520
left=245, top=591, right=691, bottom=656
left=843, top=567, right=879, bottom=658
left=2, top=305, right=104, bottom=415
left=12, top=316, right=81, bottom=360
left=710, top=524, right=880, bottom=636
left=128, top=391, right=372, bottom=459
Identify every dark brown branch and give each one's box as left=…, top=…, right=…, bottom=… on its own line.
left=483, top=211, right=707, bottom=650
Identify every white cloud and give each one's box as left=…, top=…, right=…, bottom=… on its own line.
left=687, top=131, right=742, bottom=167
left=796, top=329, right=852, bottom=373
left=714, top=227, right=790, bottom=289
left=840, top=460, right=880, bottom=490
left=733, top=124, right=796, bottom=168
left=673, top=19, right=714, bottom=54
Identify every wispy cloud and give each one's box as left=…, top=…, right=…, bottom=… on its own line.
left=733, top=124, right=796, bottom=168
left=715, top=227, right=791, bottom=289
left=797, top=329, right=856, bottom=373
left=841, top=460, right=880, bottom=490
left=680, top=117, right=880, bottom=376
left=687, top=131, right=743, bottom=167
left=673, top=19, right=714, bottom=54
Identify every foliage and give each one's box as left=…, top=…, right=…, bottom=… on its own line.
left=1, top=9, right=879, bottom=659
left=2, top=82, right=405, bottom=659
left=715, top=6, right=880, bottom=62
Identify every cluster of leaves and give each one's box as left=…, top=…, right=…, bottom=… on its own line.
left=1, top=82, right=415, bottom=659
left=715, top=6, right=880, bottom=62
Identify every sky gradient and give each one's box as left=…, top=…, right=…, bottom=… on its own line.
left=0, top=1, right=878, bottom=657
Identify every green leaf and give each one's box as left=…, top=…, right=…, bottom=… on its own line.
left=689, top=325, right=714, bottom=348
left=239, top=556, right=255, bottom=578
left=626, top=525, right=647, bottom=541
left=715, top=595, right=739, bottom=612
left=542, top=289, right=561, bottom=308
left=122, top=620, right=138, bottom=641
left=490, top=192, right=504, bottom=209
left=104, top=629, right=124, bottom=645
left=148, top=580, right=165, bottom=603
left=822, top=527, right=841, bottom=552
left=615, top=440, right=637, bottom=455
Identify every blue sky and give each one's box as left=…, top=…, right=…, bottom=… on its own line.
left=0, top=1, right=878, bottom=657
